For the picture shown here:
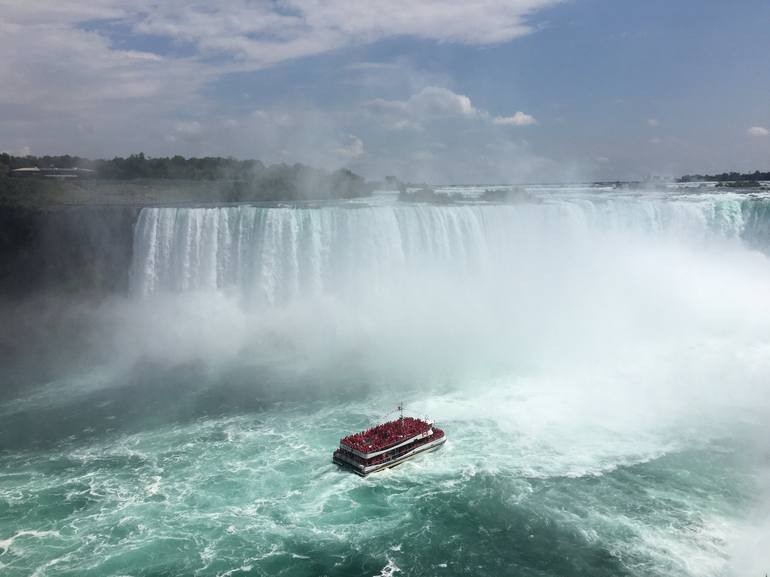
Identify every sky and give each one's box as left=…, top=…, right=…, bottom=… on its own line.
left=1, top=0, right=769, bottom=183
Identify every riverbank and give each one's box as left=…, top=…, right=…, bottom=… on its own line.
left=0, top=177, right=375, bottom=209
left=0, top=177, right=233, bottom=208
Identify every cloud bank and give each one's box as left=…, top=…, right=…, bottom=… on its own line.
left=131, top=0, right=562, bottom=67
left=0, top=0, right=556, bottom=181
left=367, top=87, right=536, bottom=131
left=748, top=126, right=769, bottom=137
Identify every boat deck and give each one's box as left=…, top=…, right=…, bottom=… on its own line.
left=334, top=426, right=445, bottom=476
left=340, top=417, right=432, bottom=455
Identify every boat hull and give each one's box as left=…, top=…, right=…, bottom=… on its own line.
left=333, top=434, right=446, bottom=477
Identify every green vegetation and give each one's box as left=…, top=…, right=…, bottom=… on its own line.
left=678, top=170, right=770, bottom=183
left=0, top=153, right=373, bottom=207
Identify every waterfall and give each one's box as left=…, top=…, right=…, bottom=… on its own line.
left=130, top=194, right=766, bottom=303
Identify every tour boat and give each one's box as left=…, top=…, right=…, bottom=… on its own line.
left=332, top=409, right=446, bottom=476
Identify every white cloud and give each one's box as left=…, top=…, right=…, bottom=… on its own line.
left=748, top=126, right=769, bottom=137
left=355, top=86, right=554, bottom=181
left=365, top=86, right=482, bottom=131
left=0, top=0, right=559, bottom=71
left=367, top=87, right=539, bottom=133
left=170, top=105, right=366, bottom=169
left=648, top=118, right=659, bottom=127
left=409, top=86, right=476, bottom=117
left=168, top=120, right=205, bottom=143
left=174, top=121, right=203, bottom=136
left=0, top=0, right=562, bottom=87
left=368, top=87, right=477, bottom=119
left=130, top=0, right=561, bottom=68
left=0, top=14, right=212, bottom=158
left=0, top=17, right=206, bottom=112
left=0, top=1, right=131, bottom=25
left=494, top=111, right=538, bottom=126
left=335, top=135, right=365, bottom=158
left=345, top=62, right=402, bottom=71
left=0, top=0, right=557, bottom=161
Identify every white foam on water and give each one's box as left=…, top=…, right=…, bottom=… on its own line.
left=376, top=557, right=401, bottom=577
left=145, top=476, right=162, bottom=496
left=0, top=530, right=61, bottom=554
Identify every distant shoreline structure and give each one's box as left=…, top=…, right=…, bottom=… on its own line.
left=10, top=167, right=96, bottom=179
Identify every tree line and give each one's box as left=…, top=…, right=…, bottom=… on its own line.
left=0, top=153, right=372, bottom=200
left=678, top=170, right=770, bottom=183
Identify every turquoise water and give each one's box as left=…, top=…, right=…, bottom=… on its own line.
left=3, top=188, right=770, bottom=576
left=0, top=372, right=764, bottom=577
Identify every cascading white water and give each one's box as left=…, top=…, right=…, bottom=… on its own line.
left=130, top=193, right=752, bottom=303
left=124, top=192, right=770, bottom=383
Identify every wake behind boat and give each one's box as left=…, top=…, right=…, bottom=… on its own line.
left=333, top=409, right=446, bottom=476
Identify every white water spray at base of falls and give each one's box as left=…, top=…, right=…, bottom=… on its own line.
left=125, top=194, right=770, bottom=385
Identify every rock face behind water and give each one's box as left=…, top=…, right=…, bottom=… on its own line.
left=0, top=206, right=138, bottom=297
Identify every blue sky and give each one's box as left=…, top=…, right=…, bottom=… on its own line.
left=1, top=0, right=769, bottom=182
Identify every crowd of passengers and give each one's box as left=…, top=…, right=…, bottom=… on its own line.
left=341, top=417, right=431, bottom=452
left=335, top=428, right=445, bottom=466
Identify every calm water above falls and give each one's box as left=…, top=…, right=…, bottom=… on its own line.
left=2, top=187, right=770, bottom=577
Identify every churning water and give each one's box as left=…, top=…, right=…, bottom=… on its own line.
left=2, top=186, right=770, bottom=576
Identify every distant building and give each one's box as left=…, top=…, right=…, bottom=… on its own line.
left=10, top=167, right=96, bottom=179
left=9, top=167, right=41, bottom=177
